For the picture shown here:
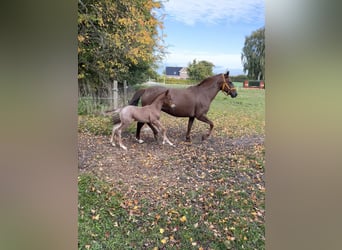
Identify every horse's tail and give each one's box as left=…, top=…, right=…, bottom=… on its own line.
left=128, top=88, right=145, bottom=106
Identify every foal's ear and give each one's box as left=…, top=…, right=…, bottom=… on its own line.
left=225, top=70, right=230, bottom=77
left=165, top=89, right=169, bottom=95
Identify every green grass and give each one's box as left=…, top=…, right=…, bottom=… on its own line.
left=210, top=88, right=265, bottom=137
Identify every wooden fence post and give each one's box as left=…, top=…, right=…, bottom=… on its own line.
left=113, top=80, right=118, bottom=109
left=123, top=80, right=127, bottom=105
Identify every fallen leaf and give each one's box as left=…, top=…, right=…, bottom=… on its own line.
left=92, top=214, right=100, bottom=220
left=180, top=215, right=187, bottom=223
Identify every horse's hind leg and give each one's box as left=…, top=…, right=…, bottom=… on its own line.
left=135, top=122, right=145, bottom=143
left=136, top=122, right=158, bottom=143
left=185, top=117, right=195, bottom=142
left=147, top=123, right=159, bottom=141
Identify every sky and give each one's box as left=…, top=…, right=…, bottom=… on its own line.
left=156, top=0, right=265, bottom=76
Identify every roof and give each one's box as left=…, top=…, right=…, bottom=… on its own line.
left=165, top=67, right=183, bottom=76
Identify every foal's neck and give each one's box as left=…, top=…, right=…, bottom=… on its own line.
left=151, top=94, right=165, bottom=110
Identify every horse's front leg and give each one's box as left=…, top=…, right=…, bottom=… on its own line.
left=196, top=114, right=214, bottom=141
left=185, top=117, right=195, bottom=142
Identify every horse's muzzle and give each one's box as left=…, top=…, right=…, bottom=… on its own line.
left=230, top=92, right=238, bottom=98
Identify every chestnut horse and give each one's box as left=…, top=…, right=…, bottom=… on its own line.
left=111, top=90, right=175, bottom=150
left=128, top=71, right=237, bottom=142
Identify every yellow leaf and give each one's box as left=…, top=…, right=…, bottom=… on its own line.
left=78, top=35, right=85, bottom=42
left=180, top=215, right=187, bottom=223
left=161, top=237, right=168, bottom=244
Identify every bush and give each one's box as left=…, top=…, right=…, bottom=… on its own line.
left=78, top=115, right=113, bottom=135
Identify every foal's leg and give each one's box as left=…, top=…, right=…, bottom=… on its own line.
left=185, top=117, right=195, bottom=142
left=110, top=123, right=121, bottom=146
left=153, top=120, right=174, bottom=146
left=115, top=123, right=129, bottom=150
left=196, top=114, right=214, bottom=141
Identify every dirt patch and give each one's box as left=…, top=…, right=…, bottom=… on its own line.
left=78, top=128, right=264, bottom=203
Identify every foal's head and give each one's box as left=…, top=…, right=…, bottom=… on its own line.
left=162, top=90, right=176, bottom=108
left=221, top=71, right=238, bottom=98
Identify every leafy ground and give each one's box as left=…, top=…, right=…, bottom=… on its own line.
left=78, top=88, right=265, bottom=249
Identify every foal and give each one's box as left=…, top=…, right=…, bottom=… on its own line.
left=110, top=90, right=175, bottom=150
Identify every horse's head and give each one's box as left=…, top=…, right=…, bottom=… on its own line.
left=221, top=71, right=237, bottom=98
left=163, top=90, right=176, bottom=108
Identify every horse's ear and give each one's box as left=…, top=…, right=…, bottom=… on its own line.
left=225, top=70, right=230, bottom=76
left=165, top=89, right=169, bottom=95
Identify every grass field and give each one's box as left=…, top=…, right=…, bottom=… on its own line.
left=78, top=87, right=265, bottom=249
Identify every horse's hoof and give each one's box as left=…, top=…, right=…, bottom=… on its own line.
left=202, top=135, right=208, bottom=141
left=135, top=138, right=144, bottom=144
left=111, top=142, right=116, bottom=147
left=120, top=145, right=127, bottom=150
left=185, top=138, right=191, bottom=142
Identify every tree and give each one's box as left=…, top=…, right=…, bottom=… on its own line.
left=78, top=0, right=166, bottom=96
left=187, top=59, right=214, bottom=81
left=241, top=27, right=265, bottom=80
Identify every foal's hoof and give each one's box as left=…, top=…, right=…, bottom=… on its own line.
left=185, top=137, right=191, bottom=142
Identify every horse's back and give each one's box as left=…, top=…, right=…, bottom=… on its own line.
left=141, top=86, right=196, bottom=117
left=141, top=86, right=168, bottom=105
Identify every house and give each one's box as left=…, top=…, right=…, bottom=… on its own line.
left=165, top=66, right=188, bottom=79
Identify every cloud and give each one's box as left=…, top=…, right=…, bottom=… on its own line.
left=164, top=49, right=243, bottom=71
left=163, top=0, right=264, bottom=26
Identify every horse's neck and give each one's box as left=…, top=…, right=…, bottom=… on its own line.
left=197, top=78, right=220, bottom=99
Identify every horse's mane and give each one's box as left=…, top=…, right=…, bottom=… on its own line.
left=196, top=74, right=220, bottom=86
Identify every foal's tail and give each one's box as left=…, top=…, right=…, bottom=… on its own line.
left=102, top=108, right=122, bottom=124
left=128, top=88, right=145, bottom=106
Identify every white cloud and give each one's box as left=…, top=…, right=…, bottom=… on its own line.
left=164, top=49, right=242, bottom=71
left=163, top=0, right=264, bottom=25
